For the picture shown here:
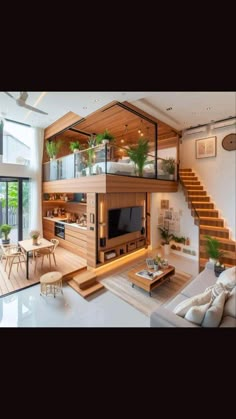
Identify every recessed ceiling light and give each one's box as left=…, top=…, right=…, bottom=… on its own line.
left=83, top=106, right=87, bottom=109
left=166, top=107, right=172, bottom=111
left=94, top=99, right=100, bottom=102
left=206, top=107, right=211, bottom=111
left=121, top=139, right=124, bottom=143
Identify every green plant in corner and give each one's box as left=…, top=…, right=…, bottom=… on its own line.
left=127, top=138, right=150, bottom=177
left=204, top=235, right=225, bottom=261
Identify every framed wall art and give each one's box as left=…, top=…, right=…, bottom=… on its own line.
left=195, top=136, right=216, bottom=159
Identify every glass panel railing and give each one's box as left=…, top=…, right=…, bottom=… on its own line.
left=43, top=145, right=178, bottom=181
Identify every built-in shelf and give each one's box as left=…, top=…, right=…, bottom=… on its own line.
left=43, top=200, right=87, bottom=205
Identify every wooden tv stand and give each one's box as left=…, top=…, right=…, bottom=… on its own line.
left=99, top=237, right=146, bottom=264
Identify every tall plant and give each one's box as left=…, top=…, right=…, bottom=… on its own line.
left=204, top=235, right=225, bottom=260
left=46, top=139, right=63, bottom=159
left=127, top=138, right=149, bottom=177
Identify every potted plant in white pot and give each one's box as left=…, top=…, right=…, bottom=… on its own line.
left=45, top=139, right=63, bottom=160
left=69, top=141, right=81, bottom=153
left=0, top=224, right=12, bottom=245
left=161, top=157, right=176, bottom=180
left=158, top=226, right=173, bottom=256
left=96, top=129, right=114, bottom=145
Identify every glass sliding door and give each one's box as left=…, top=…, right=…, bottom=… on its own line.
left=0, top=177, right=30, bottom=242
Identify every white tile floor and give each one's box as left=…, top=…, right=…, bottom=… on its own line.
left=0, top=250, right=198, bottom=328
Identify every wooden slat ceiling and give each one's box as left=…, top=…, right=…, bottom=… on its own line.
left=53, top=101, right=180, bottom=150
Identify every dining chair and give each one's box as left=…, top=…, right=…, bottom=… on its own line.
left=34, top=239, right=59, bottom=272
left=1, top=244, right=26, bottom=279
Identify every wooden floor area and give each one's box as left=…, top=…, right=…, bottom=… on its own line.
left=0, top=246, right=87, bottom=297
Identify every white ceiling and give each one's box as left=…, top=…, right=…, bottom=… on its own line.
left=0, top=91, right=235, bottom=131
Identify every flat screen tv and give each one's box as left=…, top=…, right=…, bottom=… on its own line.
left=108, top=206, right=143, bottom=239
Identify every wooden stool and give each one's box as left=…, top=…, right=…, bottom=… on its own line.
left=40, top=271, right=63, bottom=297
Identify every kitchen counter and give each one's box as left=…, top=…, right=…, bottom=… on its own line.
left=43, top=217, right=87, bottom=230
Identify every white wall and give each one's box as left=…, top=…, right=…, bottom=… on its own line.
left=150, top=185, right=199, bottom=251
left=180, top=125, right=236, bottom=239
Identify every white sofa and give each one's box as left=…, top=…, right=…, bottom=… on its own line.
left=150, top=263, right=236, bottom=327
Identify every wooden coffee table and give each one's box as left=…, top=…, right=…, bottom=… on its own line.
left=128, top=264, right=175, bottom=297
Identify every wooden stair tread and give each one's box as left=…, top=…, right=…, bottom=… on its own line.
left=199, top=235, right=236, bottom=245
left=199, top=225, right=229, bottom=232
left=68, top=279, right=104, bottom=298
left=197, top=216, right=223, bottom=221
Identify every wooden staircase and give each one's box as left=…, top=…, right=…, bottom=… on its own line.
left=179, top=168, right=236, bottom=271
left=68, top=270, right=104, bottom=298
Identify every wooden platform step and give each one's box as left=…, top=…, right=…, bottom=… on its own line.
left=68, top=278, right=104, bottom=298
left=185, top=185, right=204, bottom=190
left=186, top=190, right=207, bottom=196
left=179, top=168, right=192, bottom=173
left=73, top=271, right=97, bottom=290
left=182, top=181, right=201, bottom=186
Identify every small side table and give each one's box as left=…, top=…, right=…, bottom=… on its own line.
left=40, top=271, right=63, bottom=297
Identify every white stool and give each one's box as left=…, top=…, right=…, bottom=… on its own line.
left=40, top=271, right=63, bottom=297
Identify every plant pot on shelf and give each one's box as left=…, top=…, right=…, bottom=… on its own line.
left=214, top=264, right=225, bottom=277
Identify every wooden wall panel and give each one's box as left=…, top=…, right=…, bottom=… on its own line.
left=44, top=112, right=82, bottom=140
left=86, top=193, right=97, bottom=268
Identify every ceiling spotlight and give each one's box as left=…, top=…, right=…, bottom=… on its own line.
left=121, top=139, right=124, bottom=143
left=94, top=99, right=100, bottom=102
left=206, top=107, right=211, bottom=111
left=166, top=107, right=173, bottom=111
left=141, top=132, right=144, bottom=137
left=138, top=129, right=141, bottom=134
left=83, top=106, right=87, bottom=109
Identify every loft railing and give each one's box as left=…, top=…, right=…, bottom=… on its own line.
left=43, top=144, right=178, bottom=182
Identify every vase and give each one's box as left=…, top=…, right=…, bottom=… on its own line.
left=32, top=238, right=37, bottom=245
left=214, top=265, right=225, bottom=277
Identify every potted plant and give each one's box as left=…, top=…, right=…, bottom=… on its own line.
left=204, top=235, right=225, bottom=264
left=158, top=226, right=173, bottom=255
left=0, top=224, right=12, bottom=245
left=45, top=139, right=63, bottom=160
left=30, top=230, right=40, bottom=245
left=127, top=138, right=150, bottom=177
left=69, top=141, right=81, bottom=153
left=161, top=157, right=176, bottom=179
left=96, top=129, right=114, bottom=145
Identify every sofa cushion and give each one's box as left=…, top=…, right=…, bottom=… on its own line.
left=219, top=316, right=236, bottom=327
left=173, top=289, right=212, bottom=317
left=216, top=266, right=236, bottom=289
left=181, top=267, right=216, bottom=298
left=185, top=301, right=211, bottom=325
left=223, top=288, right=236, bottom=318
left=202, top=292, right=227, bottom=327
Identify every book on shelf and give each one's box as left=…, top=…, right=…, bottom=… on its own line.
left=135, top=269, right=163, bottom=280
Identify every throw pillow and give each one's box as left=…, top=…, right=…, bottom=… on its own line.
left=205, top=283, right=230, bottom=300
left=202, top=291, right=227, bottom=327
left=223, top=288, right=236, bottom=318
left=173, top=289, right=212, bottom=317
left=216, top=266, right=236, bottom=289
left=185, top=301, right=212, bottom=325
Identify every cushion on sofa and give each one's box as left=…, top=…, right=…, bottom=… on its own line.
left=216, top=266, right=236, bottom=289
left=173, top=289, right=212, bottom=317
left=166, top=293, right=188, bottom=311
left=185, top=301, right=211, bottom=325
left=202, top=292, right=227, bottom=327
left=223, top=287, right=236, bottom=318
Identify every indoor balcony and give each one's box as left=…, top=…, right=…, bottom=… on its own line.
left=43, top=144, right=178, bottom=194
